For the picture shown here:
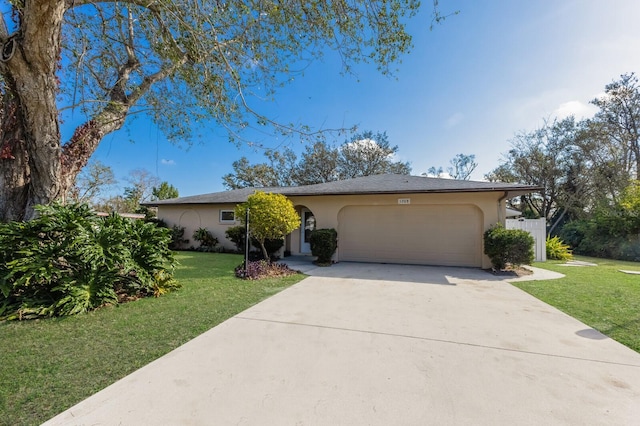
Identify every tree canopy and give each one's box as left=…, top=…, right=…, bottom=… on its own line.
left=152, top=182, right=179, bottom=201
left=336, top=131, right=411, bottom=179
left=0, top=0, right=445, bottom=221
left=426, top=153, right=477, bottom=180
left=487, top=73, right=640, bottom=238
left=222, top=130, right=411, bottom=189
left=235, top=191, right=300, bottom=260
left=68, top=160, right=116, bottom=205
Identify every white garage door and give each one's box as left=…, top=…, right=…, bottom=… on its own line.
left=338, top=204, right=482, bottom=267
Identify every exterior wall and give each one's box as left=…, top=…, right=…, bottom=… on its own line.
left=288, top=192, right=504, bottom=269
left=157, top=191, right=507, bottom=268
left=157, top=204, right=241, bottom=251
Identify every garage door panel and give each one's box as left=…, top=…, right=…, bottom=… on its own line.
left=338, top=205, right=482, bottom=267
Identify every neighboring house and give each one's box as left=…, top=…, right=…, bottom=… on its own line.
left=145, top=174, right=539, bottom=269
left=506, top=208, right=523, bottom=218
left=95, top=212, right=146, bottom=220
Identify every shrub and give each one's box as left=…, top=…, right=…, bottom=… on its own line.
left=235, top=260, right=297, bottom=279
left=310, top=228, right=338, bottom=264
left=152, top=219, right=188, bottom=250
left=192, top=227, right=219, bottom=252
left=169, top=225, right=189, bottom=250
left=0, top=203, right=178, bottom=320
left=225, top=225, right=246, bottom=252
left=235, top=191, right=300, bottom=260
left=261, top=238, right=284, bottom=258
left=483, top=225, right=534, bottom=270
left=225, top=225, right=284, bottom=259
left=546, top=236, right=573, bottom=261
left=558, top=206, right=640, bottom=261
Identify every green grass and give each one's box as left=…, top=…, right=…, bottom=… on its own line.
left=513, top=255, right=640, bottom=353
left=0, top=252, right=305, bottom=426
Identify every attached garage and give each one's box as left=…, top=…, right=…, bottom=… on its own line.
left=338, top=204, right=483, bottom=267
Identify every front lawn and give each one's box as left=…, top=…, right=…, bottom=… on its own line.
left=513, top=255, right=640, bottom=353
left=0, top=252, right=305, bottom=426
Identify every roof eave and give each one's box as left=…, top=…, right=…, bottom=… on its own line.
left=147, top=185, right=543, bottom=206
left=280, top=187, right=542, bottom=198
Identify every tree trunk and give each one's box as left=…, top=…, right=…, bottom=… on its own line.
left=0, top=0, right=66, bottom=221
left=0, top=92, right=30, bottom=220
left=258, top=240, right=270, bottom=262
left=0, top=1, right=132, bottom=221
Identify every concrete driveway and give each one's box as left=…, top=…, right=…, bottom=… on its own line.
left=44, top=262, right=640, bottom=425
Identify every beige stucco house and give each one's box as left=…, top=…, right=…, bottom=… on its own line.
left=147, top=174, right=539, bottom=269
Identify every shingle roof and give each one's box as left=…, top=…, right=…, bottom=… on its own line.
left=147, top=174, right=540, bottom=206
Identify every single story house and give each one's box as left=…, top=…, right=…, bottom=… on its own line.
left=147, top=174, right=540, bottom=269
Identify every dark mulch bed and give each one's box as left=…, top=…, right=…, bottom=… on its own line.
left=235, top=260, right=299, bottom=280
left=485, top=266, right=533, bottom=277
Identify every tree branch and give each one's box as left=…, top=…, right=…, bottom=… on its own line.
left=66, top=0, right=159, bottom=10
left=0, top=10, right=9, bottom=39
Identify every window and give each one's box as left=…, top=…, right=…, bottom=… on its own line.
left=220, top=210, right=235, bottom=223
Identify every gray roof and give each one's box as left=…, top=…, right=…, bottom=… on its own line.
left=147, top=174, right=540, bottom=206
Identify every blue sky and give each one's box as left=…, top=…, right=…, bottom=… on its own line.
left=71, top=0, right=640, bottom=197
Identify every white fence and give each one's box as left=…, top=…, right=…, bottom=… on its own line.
left=505, top=218, right=546, bottom=262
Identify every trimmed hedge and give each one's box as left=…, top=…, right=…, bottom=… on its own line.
left=483, top=225, right=534, bottom=270
left=310, top=228, right=338, bottom=264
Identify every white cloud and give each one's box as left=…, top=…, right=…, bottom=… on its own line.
left=344, top=138, right=377, bottom=149
left=507, top=90, right=599, bottom=129
left=592, top=91, right=608, bottom=102
left=445, top=112, right=463, bottom=128
left=161, top=159, right=176, bottom=166
left=343, top=138, right=396, bottom=159
left=552, top=100, right=598, bottom=120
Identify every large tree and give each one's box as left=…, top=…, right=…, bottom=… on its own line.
left=589, top=73, right=640, bottom=180
left=337, top=130, right=411, bottom=179
left=67, top=159, right=116, bottom=205
left=94, top=168, right=161, bottom=213
left=121, top=168, right=160, bottom=213
left=485, top=117, right=589, bottom=233
left=0, top=0, right=441, bottom=221
left=151, top=181, right=179, bottom=201
left=426, top=153, right=477, bottom=180
left=222, top=148, right=297, bottom=189
left=290, top=141, right=340, bottom=185
left=222, top=132, right=411, bottom=189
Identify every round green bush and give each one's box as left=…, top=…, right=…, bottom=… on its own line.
left=309, top=228, right=338, bottom=264
left=483, top=225, right=534, bottom=270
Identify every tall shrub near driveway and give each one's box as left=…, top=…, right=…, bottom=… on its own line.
left=483, top=225, right=534, bottom=270
left=235, top=191, right=300, bottom=261
left=0, top=203, right=178, bottom=320
left=310, top=228, right=338, bottom=264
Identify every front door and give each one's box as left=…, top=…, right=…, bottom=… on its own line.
left=300, top=209, right=315, bottom=253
